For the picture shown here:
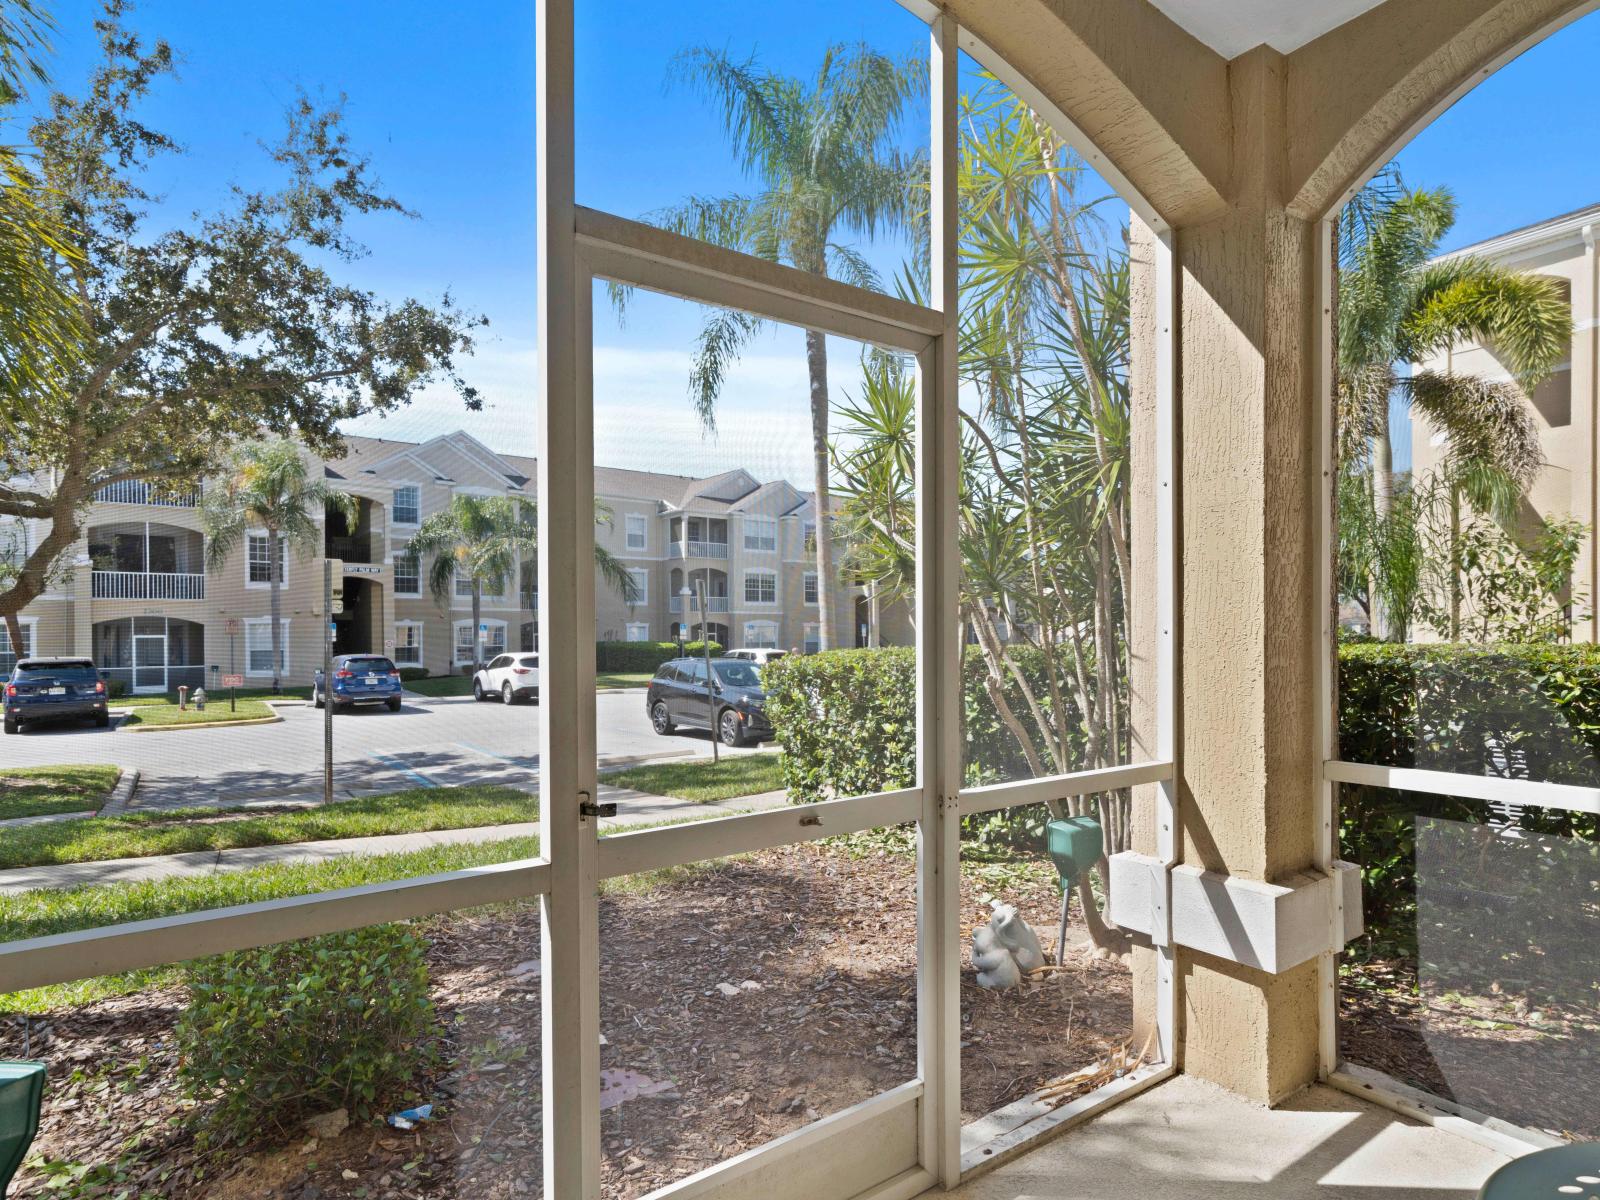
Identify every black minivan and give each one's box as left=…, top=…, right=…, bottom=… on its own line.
left=4, top=657, right=110, bottom=734
left=645, top=657, right=773, bottom=747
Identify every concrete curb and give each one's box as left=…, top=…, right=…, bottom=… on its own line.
left=99, top=767, right=140, bottom=816
left=121, top=713, right=284, bottom=734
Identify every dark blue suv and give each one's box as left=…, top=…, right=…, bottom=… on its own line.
left=4, top=657, right=110, bottom=735
left=313, top=654, right=404, bottom=712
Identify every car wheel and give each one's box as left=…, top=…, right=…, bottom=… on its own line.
left=719, top=708, right=746, bottom=747
left=387, top=696, right=402, bottom=712
left=313, top=688, right=324, bottom=709
left=472, top=679, right=486, bottom=702
left=502, top=681, right=515, bottom=704
left=95, top=712, right=110, bottom=728
left=3, top=717, right=16, bottom=735
left=651, top=702, right=675, bottom=735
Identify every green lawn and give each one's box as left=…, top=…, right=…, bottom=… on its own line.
left=596, top=671, right=654, bottom=689
left=121, top=699, right=276, bottom=727
left=601, top=752, right=786, bottom=803
left=116, top=686, right=289, bottom=707
left=403, top=675, right=475, bottom=697
left=0, top=785, right=538, bottom=870
left=0, top=766, right=122, bottom=821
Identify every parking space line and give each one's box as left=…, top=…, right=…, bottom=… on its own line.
left=371, top=754, right=439, bottom=788
left=456, top=741, right=538, bottom=767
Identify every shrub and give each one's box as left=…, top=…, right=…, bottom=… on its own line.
left=398, top=666, right=430, bottom=682
left=104, top=678, right=128, bottom=699
left=177, top=925, right=436, bottom=1143
left=595, top=639, right=722, bottom=673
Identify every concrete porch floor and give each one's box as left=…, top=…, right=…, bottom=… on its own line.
left=947, top=1076, right=1508, bottom=1199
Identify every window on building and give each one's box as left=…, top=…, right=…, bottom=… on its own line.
left=803, top=623, right=820, bottom=654
left=743, top=621, right=778, bottom=649
left=392, top=485, right=420, bottom=525
left=393, top=553, right=420, bottom=596
left=246, top=532, right=287, bottom=585
left=744, top=570, right=776, bottom=605
left=803, top=521, right=817, bottom=553
left=626, top=568, right=648, bottom=604
left=245, top=618, right=290, bottom=675
left=393, top=622, right=422, bottom=665
left=743, top=517, right=776, bottom=552
left=521, top=621, right=538, bottom=653
left=0, top=618, right=35, bottom=673
left=625, top=622, right=649, bottom=642
left=455, top=620, right=506, bottom=665
left=625, top=513, right=648, bottom=551
left=803, top=572, right=818, bottom=605
left=455, top=569, right=506, bottom=600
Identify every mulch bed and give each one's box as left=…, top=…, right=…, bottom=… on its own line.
left=1340, top=957, right=1600, bottom=1141
left=2, top=841, right=1130, bottom=1199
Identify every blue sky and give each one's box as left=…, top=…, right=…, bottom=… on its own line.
left=26, top=1, right=1600, bottom=481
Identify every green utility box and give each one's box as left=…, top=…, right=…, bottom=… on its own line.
left=0, top=1061, right=45, bottom=1193
left=1046, top=816, right=1104, bottom=884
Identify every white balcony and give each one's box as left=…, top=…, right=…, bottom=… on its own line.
left=667, top=540, right=730, bottom=559
left=668, top=595, right=731, bottom=613
left=93, top=480, right=202, bottom=507
left=91, top=571, right=206, bottom=600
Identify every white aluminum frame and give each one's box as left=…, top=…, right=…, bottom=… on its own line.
left=0, top=8, right=1181, bottom=1200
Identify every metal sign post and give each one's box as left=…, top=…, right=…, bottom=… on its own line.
left=324, top=560, right=334, bottom=807
left=696, top=574, right=717, bottom=765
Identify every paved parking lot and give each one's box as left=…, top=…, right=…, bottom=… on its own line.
left=0, top=689, right=772, bottom=810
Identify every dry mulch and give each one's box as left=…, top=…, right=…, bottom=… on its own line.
left=1340, top=957, right=1600, bottom=1141
left=3, top=841, right=1130, bottom=1199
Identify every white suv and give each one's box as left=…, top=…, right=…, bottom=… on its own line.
left=724, top=648, right=788, bottom=666
left=472, top=654, right=540, bottom=704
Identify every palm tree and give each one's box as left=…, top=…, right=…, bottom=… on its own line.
left=640, top=43, right=926, bottom=651
left=1338, top=168, right=1571, bottom=639
left=202, top=437, right=354, bottom=694
left=406, top=494, right=635, bottom=673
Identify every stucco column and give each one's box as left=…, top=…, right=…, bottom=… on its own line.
left=1573, top=225, right=1598, bottom=643
left=1172, top=47, right=1322, bottom=1103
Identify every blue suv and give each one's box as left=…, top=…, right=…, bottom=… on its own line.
left=313, top=654, right=404, bottom=712
left=4, top=657, right=110, bottom=735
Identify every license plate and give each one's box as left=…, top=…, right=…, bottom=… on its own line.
left=48, top=687, right=66, bottom=695
left=365, top=674, right=379, bottom=685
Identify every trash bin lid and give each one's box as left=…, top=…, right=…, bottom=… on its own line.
left=1477, top=1143, right=1600, bottom=1200
left=0, top=1061, right=46, bottom=1191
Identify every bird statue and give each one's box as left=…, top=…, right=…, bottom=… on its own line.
left=971, top=901, right=1046, bottom=988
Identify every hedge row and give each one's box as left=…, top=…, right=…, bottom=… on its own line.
left=760, top=645, right=1084, bottom=803
left=595, top=640, right=723, bottom=673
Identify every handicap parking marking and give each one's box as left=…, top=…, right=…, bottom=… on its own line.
left=371, top=753, right=440, bottom=788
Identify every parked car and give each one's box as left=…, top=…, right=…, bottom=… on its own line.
left=724, top=648, right=788, bottom=667
left=3, top=657, right=110, bottom=735
left=646, top=656, right=772, bottom=746
left=313, top=654, right=403, bottom=711
left=473, top=653, right=540, bottom=704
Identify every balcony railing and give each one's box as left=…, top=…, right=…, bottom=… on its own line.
left=326, top=535, right=374, bottom=564
left=92, top=571, right=206, bottom=600
left=669, top=595, right=731, bottom=613
left=667, top=540, right=729, bottom=559
left=93, top=481, right=202, bottom=507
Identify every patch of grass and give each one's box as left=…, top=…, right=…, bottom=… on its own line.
left=0, top=766, right=121, bottom=821
left=596, top=671, right=654, bottom=689
left=403, top=675, right=475, bottom=697
left=116, top=686, right=290, bottom=707
left=0, top=785, right=538, bottom=870
left=601, top=753, right=786, bottom=803
left=120, top=699, right=275, bottom=727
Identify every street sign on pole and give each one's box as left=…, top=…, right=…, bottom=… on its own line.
left=221, top=674, right=244, bottom=688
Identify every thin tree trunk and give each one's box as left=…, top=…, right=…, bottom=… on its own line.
left=472, top=583, right=483, bottom=673
left=1449, top=482, right=1462, bottom=641
left=804, top=329, right=837, bottom=652
left=268, top=527, right=283, bottom=695
left=1373, top=425, right=1396, bottom=640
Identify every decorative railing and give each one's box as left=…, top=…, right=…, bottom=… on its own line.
left=668, top=595, right=732, bottom=613
left=667, top=541, right=729, bottom=559
left=91, top=571, right=206, bottom=600
left=93, top=481, right=202, bottom=507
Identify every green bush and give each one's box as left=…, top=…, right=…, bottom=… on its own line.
left=177, top=925, right=436, bottom=1143
left=595, top=639, right=722, bottom=673
left=761, top=645, right=1078, bottom=806
left=1338, top=642, right=1600, bottom=951
left=398, top=666, right=430, bottom=682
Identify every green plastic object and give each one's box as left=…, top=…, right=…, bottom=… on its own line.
left=0, top=1061, right=45, bottom=1193
left=1477, top=1143, right=1600, bottom=1199
left=1046, top=816, right=1103, bottom=884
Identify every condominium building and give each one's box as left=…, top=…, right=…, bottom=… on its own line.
left=1, top=430, right=906, bottom=690
left=1411, top=201, right=1600, bottom=641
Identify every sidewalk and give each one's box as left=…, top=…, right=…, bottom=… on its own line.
left=0, top=786, right=789, bottom=894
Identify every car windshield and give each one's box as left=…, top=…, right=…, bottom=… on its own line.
left=713, top=661, right=761, bottom=689
left=345, top=657, right=395, bottom=673
left=15, top=663, right=98, bottom=683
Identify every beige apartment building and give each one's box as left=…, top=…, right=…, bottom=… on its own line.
left=1, top=430, right=899, bottom=690
left=1411, top=201, right=1600, bottom=641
